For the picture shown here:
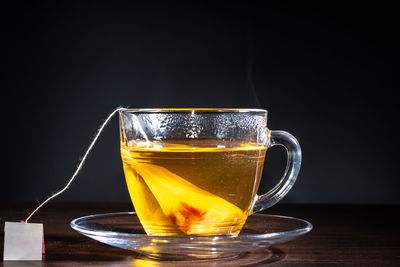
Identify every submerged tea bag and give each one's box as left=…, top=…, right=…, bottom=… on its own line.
left=3, top=222, right=44, bottom=261
left=138, top=164, right=245, bottom=235
left=124, top=152, right=246, bottom=235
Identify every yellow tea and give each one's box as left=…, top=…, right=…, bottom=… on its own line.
left=121, top=140, right=266, bottom=236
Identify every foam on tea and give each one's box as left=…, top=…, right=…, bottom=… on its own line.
left=121, top=140, right=266, bottom=236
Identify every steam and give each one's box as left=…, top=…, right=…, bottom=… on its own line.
left=247, top=21, right=262, bottom=109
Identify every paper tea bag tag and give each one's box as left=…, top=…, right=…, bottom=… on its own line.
left=3, top=222, right=44, bottom=261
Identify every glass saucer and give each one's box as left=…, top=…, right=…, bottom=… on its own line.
left=70, top=212, right=312, bottom=260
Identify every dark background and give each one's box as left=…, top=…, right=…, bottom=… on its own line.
left=1, top=1, right=399, bottom=205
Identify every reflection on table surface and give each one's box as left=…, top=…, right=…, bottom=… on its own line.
left=1, top=248, right=285, bottom=267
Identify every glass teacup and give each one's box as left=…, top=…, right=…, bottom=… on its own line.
left=119, top=108, right=301, bottom=236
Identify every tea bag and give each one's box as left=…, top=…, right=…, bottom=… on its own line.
left=126, top=157, right=245, bottom=235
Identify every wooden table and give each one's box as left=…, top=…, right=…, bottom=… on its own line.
left=1, top=203, right=399, bottom=266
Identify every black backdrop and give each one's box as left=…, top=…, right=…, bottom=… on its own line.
left=1, top=2, right=399, bottom=204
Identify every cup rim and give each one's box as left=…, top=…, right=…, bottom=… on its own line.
left=119, top=108, right=267, bottom=113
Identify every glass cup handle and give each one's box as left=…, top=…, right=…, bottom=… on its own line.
left=252, top=130, right=302, bottom=213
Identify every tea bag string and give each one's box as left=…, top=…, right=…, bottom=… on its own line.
left=24, top=107, right=128, bottom=223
